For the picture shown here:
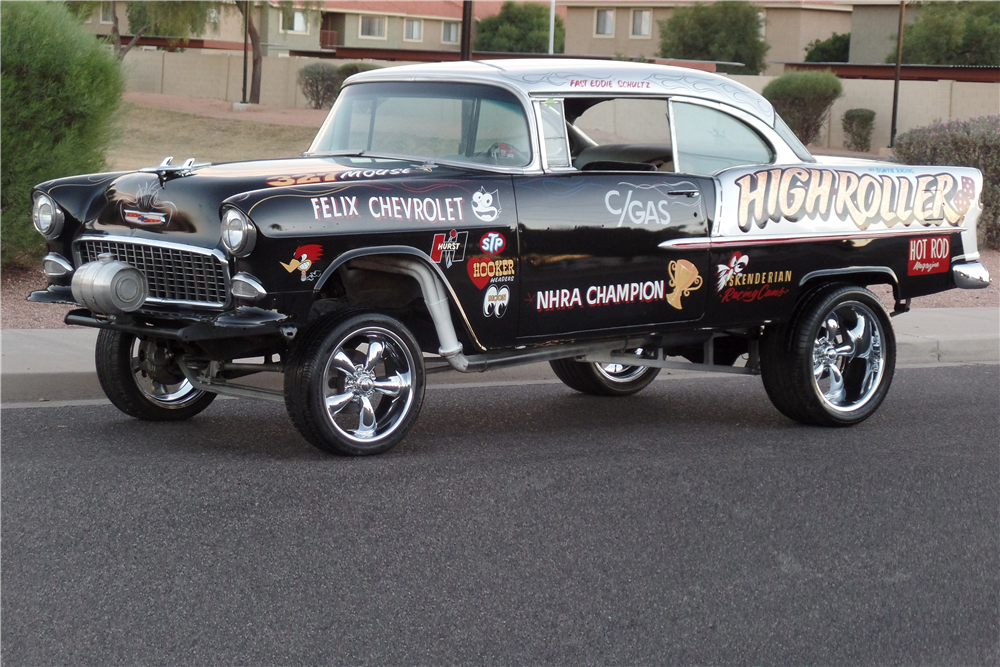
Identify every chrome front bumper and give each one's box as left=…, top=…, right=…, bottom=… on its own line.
left=953, top=262, right=991, bottom=289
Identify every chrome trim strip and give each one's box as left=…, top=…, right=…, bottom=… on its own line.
left=42, top=253, right=74, bottom=277
left=74, top=235, right=227, bottom=262
left=799, top=266, right=898, bottom=287
left=231, top=272, right=268, bottom=301
left=953, top=262, right=991, bottom=290
left=659, top=226, right=968, bottom=250
left=953, top=252, right=981, bottom=263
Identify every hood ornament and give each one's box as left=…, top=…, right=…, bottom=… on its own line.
left=139, top=156, right=210, bottom=183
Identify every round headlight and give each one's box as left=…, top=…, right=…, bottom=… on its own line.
left=32, top=192, right=64, bottom=238
left=221, top=207, right=257, bottom=257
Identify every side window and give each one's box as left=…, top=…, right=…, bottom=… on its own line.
left=671, top=101, right=774, bottom=175
left=474, top=98, right=533, bottom=164
left=570, top=98, right=673, bottom=171
left=537, top=100, right=570, bottom=168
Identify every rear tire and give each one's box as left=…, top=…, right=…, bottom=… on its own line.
left=95, top=330, right=216, bottom=421
left=760, top=285, right=895, bottom=426
left=550, top=349, right=660, bottom=397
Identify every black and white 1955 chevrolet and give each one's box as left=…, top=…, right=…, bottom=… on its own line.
left=30, top=59, right=990, bottom=455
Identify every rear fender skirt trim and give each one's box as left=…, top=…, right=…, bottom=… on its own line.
left=799, top=266, right=898, bottom=288
left=659, top=226, right=967, bottom=250
left=313, top=245, right=484, bottom=354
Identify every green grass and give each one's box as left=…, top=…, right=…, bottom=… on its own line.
left=106, top=104, right=318, bottom=171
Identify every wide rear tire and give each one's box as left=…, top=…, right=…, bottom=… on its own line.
left=760, top=285, right=895, bottom=427
left=550, top=349, right=660, bottom=397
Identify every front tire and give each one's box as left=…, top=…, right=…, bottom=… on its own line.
left=760, top=285, right=895, bottom=426
left=285, top=312, right=425, bottom=456
left=550, top=349, right=660, bottom=397
left=95, top=330, right=216, bottom=421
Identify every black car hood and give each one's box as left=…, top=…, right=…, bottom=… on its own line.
left=39, top=156, right=455, bottom=248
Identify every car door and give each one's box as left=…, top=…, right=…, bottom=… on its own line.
left=514, top=97, right=711, bottom=341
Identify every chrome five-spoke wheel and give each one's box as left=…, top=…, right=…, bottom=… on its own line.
left=286, top=313, right=426, bottom=455
left=760, top=285, right=896, bottom=427
left=95, top=330, right=216, bottom=421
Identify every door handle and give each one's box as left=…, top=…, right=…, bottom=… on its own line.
left=668, top=189, right=700, bottom=197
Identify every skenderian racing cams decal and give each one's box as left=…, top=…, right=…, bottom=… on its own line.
left=281, top=244, right=324, bottom=282
left=715, top=252, right=791, bottom=303
left=734, top=168, right=976, bottom=232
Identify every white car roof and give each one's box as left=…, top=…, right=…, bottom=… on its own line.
left=348, top=58, right=776, bottom=126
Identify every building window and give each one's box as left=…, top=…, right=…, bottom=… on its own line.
left=404, top=18, right=422, bottom=42
left=281, top=9, right=308, bottom=34
left=631, top=10, right=650, bottom=37
left=595, top=9, right=615, bottom=37
left=442, top=21, right=460, bottom=44
left=100, top=3, right=113, bottom=24
left=360, top=15, right=387, bottom=39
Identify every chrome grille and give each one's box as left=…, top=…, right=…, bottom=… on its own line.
left=78, top=239, right=229, bottom=308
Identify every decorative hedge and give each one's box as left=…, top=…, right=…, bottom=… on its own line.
left=893, top=116, right=1000, bottom=249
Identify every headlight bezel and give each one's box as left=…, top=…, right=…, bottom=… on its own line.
left=32, top=191, right=65, bottom=239
left=221, top=206, right=257, bottom=257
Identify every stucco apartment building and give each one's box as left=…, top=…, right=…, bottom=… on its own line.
left=562, top=1, right=853, bottom=74
left=78, top=1, right=567, bottom=57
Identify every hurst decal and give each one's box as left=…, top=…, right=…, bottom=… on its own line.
left=430, top=230, right=468, bottom=267
left=369, top=195, right=465, bottom=223
left=715, top=252, right=791, bottom=303
left=311, top=195, right=359, bottom=220
left=734, top=168, right=975, bottom=233
left=908, top=236, right=950, bottom=276
left=468, top=257, right=515, bottom=289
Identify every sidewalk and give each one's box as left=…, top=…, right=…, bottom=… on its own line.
left=2, top=308, right=996, bottom=403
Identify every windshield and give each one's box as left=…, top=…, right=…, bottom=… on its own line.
left=309, top=82, right=532, bottom=168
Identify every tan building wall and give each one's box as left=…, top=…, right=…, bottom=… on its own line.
left=730, top=75, right=999, bottom=151
left=848, top=3, right=920, bottom=64
left=564, top=3, right=852, bottom=74
left=122, top=51, right=998, bottom=150
left=761, top=7, right=852, bottom=75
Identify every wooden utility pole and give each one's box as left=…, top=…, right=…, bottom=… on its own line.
left=460, top=1, right=474, bottom=61
left=890, top=1, right=906, bottom=148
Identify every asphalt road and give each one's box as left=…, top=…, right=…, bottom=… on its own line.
left=3, top=364, right=998, bottom=666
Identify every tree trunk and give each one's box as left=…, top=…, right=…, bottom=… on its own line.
left=110, top=0, right=149, bottom=61
left=237, top=2, right=264, bottom=104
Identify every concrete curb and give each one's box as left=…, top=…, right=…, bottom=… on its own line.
left=3, top=308, right=997, bottom=403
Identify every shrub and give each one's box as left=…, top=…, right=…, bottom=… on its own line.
left=0, top=2, right=124, bottom=267
left=893, top=116, right=1000, bottom=249
left=841, top=108, right=876, bottom=152
left=297, top=63, right=340, bottom=109
left=333, top=62, right=381, bottom=97
left=762, top=70, right=842, bottom=146
left=804, top=32, right=850, bottom=63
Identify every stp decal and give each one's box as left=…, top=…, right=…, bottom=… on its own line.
left=735, top=168, right=974, bottom=233
left=483, top=285, right=510, bottom=318
left=480, top=232, right=506, bottom=255
left=281, top=244, right=324, bottom=282
left=472, top=187, right=501, bottom=222
left=908, top=236, right=950, bottom=276
left=430, top=230, right=468, bottom=267
left=468, top=257, right=515, bottom=289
